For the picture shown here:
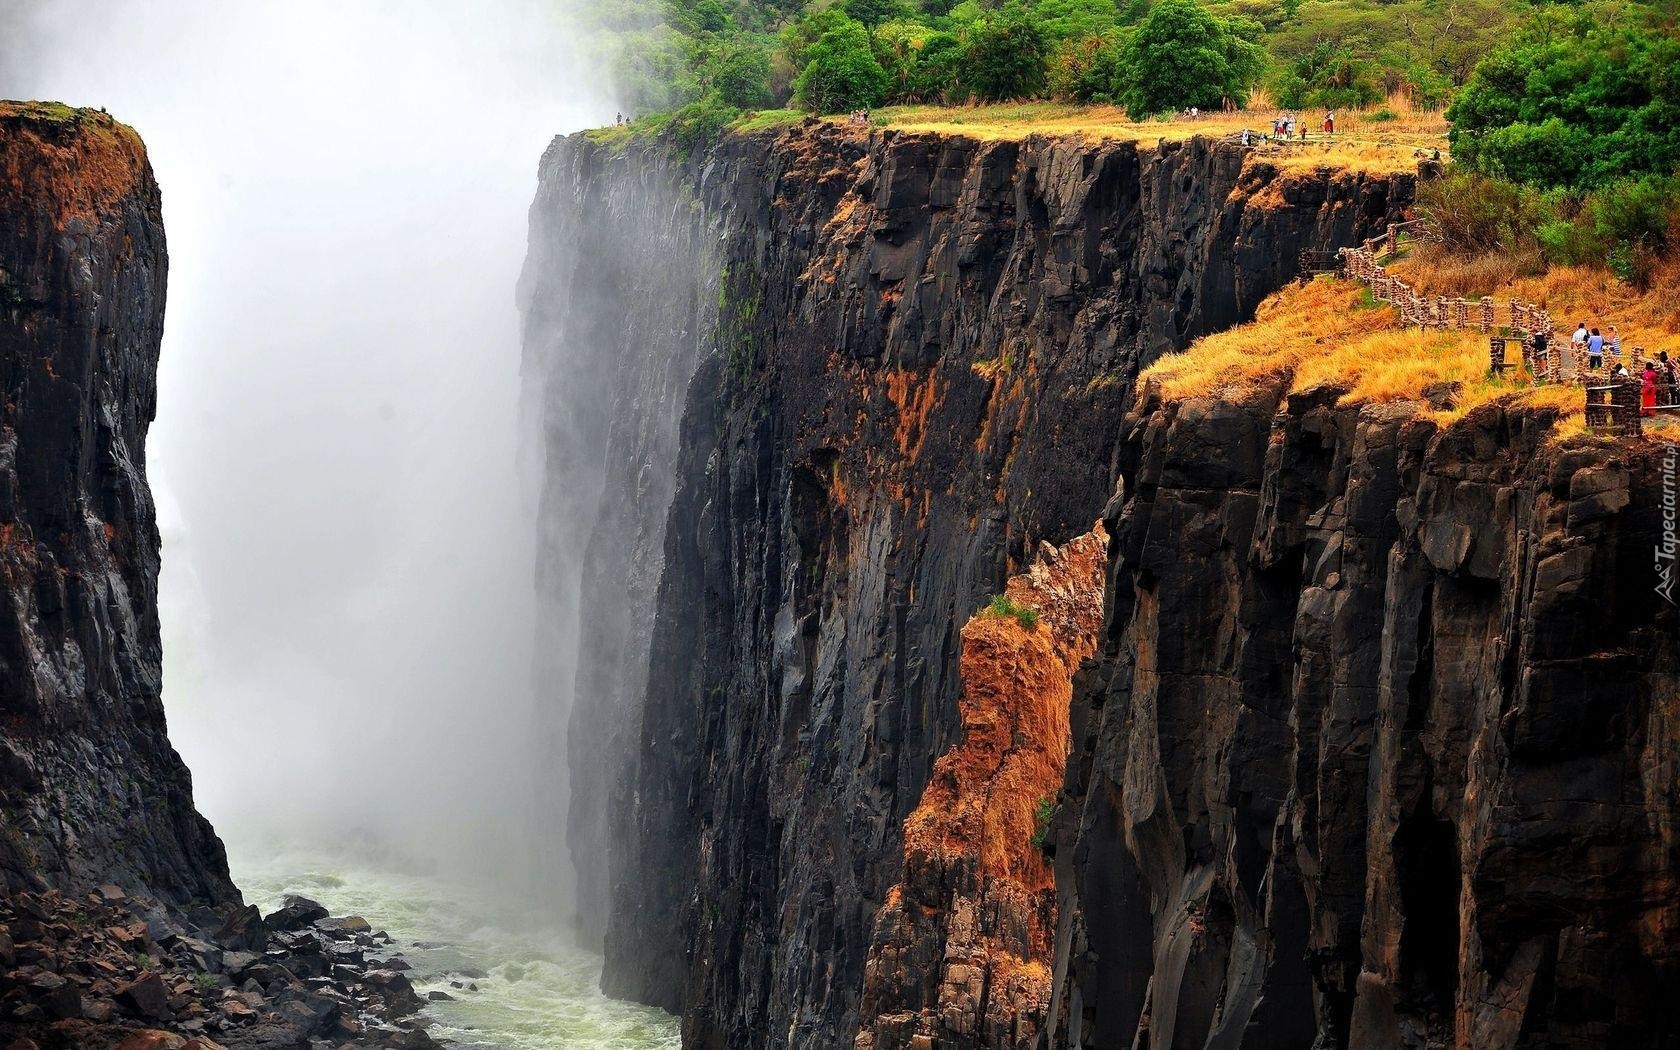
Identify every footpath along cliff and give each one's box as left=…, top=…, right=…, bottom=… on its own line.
left=520, top=117, right=1473, bottom=1048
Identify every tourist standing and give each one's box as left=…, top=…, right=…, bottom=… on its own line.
left=1530, top=330, right=1549, bottom=378
left=1587, top=328, right=1605, bottom=371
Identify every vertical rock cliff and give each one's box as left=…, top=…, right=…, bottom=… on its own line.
left=0, top=103, right=233, bottom=905
left=1046, top=385, right=1679, bottom=1049
left=522, top=120, right=1412, bottom=1047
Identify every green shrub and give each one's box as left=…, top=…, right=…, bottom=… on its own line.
left=908, top=31, right=966, bottom=101
left=984, top=593, right=1042, bottom=630
left=1449, top=13, right=1680, bottom=189
left=1535, top=215, right=1596, bottom=267
left=1030, top=795, right=1056, bottom=850
left=1475, top=117, right=1595, bottom=189
left=1364, top=107, right=1399, bottom=122
left=667, top=94, right=743, bottom=151
left=843, top=0, right=903, bottom=28
left=1047, top=34, right=1123, bottom=103
left=707, top=42, right=774, bottom=109
left=1270, top=41, right=1384, bottom=111
left=1423, top=167, right=1679, bottom=288
left=1416, top=170, right=1548, bottom=255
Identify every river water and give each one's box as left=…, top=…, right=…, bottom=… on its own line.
left=228, top=845, right=679, bottom=1049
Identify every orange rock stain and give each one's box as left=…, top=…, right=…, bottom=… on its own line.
left=0, top=102, right=148, bottom=231
left=902, top=523, right=1108, bottom=952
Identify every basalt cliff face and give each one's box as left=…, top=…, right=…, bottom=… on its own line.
left=522, top=119, right=1422, bottom=1048
left=0, top=103, right=233, bottom=906
left=1046, top=385, right=1680, bottom=1049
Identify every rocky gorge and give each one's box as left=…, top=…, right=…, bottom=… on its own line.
left=517, top=116, right=1664, bottom=1050
left=0, top=82, right=1674, bottom=1050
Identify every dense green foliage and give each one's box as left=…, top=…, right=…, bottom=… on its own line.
left=793, top=18, right=890, bottom=109
left=1447, top=6, right=1680, bottom=189
left=579, top=0, right=1555, bottom=124
left=1411, top=2, right=1680, bottom=288
left=581, top=0, right=1680, bottom=286
left=963, top=4, right=1052, bottom=101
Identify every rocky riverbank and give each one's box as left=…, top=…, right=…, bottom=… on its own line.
left=0, top=887, right=446, bottom=1049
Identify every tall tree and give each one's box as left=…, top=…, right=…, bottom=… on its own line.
left=1114, top=0, right=1265, bottom=117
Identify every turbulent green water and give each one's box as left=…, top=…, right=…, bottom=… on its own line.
left=229, top=845, right=680, bottom=1050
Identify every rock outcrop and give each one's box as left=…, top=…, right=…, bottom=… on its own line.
left=0, top=102, right=231, bottom=905
left=855, top=526, right=1107, bottom=1049
left=0, top=102, right=453, bottom=1049
left=1045, top=382, right=1680, bottom=1049
left=522, top=119, right=1412, bottom=1047
left=518, top=133, right=722, bottom=943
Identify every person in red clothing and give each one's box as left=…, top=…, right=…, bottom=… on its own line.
left=1641, top=360, right=1659, bottom=416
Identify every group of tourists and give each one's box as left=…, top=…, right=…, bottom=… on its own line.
left=1638, top=351, right=1679, bottom=414
left=1250, top=110, right=1334, bottom=143
left=1555, top=321, right=1678, bottom=414
left=847, top=109, right=871, bottom=125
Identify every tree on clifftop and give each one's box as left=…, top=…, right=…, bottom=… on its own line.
left=963, top=3, right=1050, bottom=102
left=794, top=17, right=889, bottom=112
left=1115, top=0, right=1265, bottom=118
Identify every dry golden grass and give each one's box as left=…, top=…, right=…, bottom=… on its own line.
left=1143, top=279, right=1395, bottom=401
left=853, top=101, right=1449, bottom=175
left=1141, top=276, right=1597, bottom=433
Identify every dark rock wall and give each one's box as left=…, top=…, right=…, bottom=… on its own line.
left=0, top=105, right=234, bottom=904
left=1046, top=383, right=1680, bottom=1049
left=523, top=121, right=1409, bottom=1047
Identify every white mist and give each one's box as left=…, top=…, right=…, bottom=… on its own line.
left=0, top=0, right=604, bottom=900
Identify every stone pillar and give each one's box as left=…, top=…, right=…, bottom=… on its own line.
left=1611, top=381, right=1644, bottom=437
left=1479, top=296, right=1495, bottom=332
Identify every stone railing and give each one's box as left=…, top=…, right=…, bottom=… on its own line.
left=1338, top=243, right=1553, bottom=341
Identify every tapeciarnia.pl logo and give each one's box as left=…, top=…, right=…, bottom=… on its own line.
left=1660, top=443, right=1677, bottom=606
